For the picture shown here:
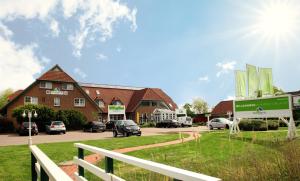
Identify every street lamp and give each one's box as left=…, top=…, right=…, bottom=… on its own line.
left=22, top=109, right=38, bottom=146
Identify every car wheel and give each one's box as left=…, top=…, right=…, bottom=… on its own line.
left=63, top=131, right=66, bottom=134
left=137, top=133, right=141, bottom=136
left=125, top=132, right=130, bottom=137
left=113, top=131, right=118, bottom=137
left=225, top=124, right=229, bottom=129
left=209, top=125, right=213, bottom=130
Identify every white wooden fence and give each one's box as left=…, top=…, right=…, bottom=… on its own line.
left=30, top=145, right=72, bottom=181
left=74, top=143, right=221, bottom=181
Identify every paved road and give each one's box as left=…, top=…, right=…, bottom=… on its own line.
left=0, top=126, right=208, bottom=146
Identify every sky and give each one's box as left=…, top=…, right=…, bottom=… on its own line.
left=1, top=0, right=300, bottom=108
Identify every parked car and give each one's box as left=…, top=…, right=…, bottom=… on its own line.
left=207, top=118, right=232, bottom=130
left=45, top=121, right=66, bottom=134
left=19, top=122, right=39, bottom=136
left=105, top=120, right=117, bottom=130
left=83, top=121, right=105, bottom=132
left=113, top=120, right=141, bottom=137
left=156, top=119, right=179, bottom=128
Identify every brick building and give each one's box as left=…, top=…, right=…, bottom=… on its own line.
left=0, top=65, right=177, bottom=128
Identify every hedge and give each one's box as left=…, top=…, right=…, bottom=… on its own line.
left=12, top=105, right=87, bottom=131
left=239, top=119, right=279, bottom=131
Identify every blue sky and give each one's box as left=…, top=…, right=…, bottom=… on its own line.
left=1, top=0, right=300, bottom=107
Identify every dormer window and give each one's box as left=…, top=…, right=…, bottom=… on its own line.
left=112, top=100, right=122, bottom=105
left=95, top=99, right=105, bottom=108
left=40, top=82, right=52, bottom=89
left=62, top=83, right=74, bottom=90
left=85, top=89, right=90, bottom=95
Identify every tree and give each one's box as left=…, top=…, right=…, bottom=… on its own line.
left=192, top=98, right=209, bottom=114
left=0, top=88, right=13, bottom=108
left=273, top=86, right=284, bottom=95
left=183, top=103, right=195, bottom=117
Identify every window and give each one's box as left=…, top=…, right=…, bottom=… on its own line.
left=54, top=97, right=60, bottom=107
left=95, top=99, right=105, bottom=108
left=24, top=96, right=38, bottom=105
left=74, top=98, right=85, bottom=107
left=140, top=101, right=150, bottom=106
left=112, top=100, right=122, bottom=105
left=40, top=82, right=52, bottom=89
left=62, top=83, right=74, bottom=90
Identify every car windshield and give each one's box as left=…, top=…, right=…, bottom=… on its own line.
left=53, top=121, right=63, bottom=125
left=124, top=120, right=136, bottom=126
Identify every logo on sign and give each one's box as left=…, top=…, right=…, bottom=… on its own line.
left=46, top=88, right=68, bottom=95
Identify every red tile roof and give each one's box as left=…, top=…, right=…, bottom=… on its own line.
left=8, top=90, right=23, bottom=101
left=211, top=100, right=233, bottom=116
left=81, top=85, right=178, bottom=113
left=37, top=65, right=76, bottom=83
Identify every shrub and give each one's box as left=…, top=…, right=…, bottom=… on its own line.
left=140, top=122, right=156, bottom=128
left=55, top=110, right=69, bottom=126
left=62, top=109, right=87, bottom=130
left=12, top=104, right=55, bottom=131
left=239, top=119, right=279, bottom=131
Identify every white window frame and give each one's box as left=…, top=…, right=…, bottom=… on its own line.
left=62, top=83, right=74, bottom=90
left=74, top=98, right=85, bottom=107
left=95, top=99, right=105, bottom=108
left=54, top=97, right=60, bottom=107
left=40, top=82, right=52, bottom=89
left=24, top=96, right=38, bottom=105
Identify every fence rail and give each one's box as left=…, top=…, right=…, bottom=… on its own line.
left=30, top=145, right=72, bottom=181
left=74, top=143, right=221, bottom=181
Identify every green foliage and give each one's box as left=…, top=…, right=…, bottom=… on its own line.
left=62, top=109, right=87, bottom=130
left=273, top=86, right=284, bottom=95
left=239, top=119, right=279, bottom=131
left=192, top=98, right=209, bottom=114
left=55, top=110, right=69, bottom=125
left=183, top=103, right=195, bottom=117
left=12, top=105, right=87, bottom=131
left=12, top=104, right=55, bottom=131
left=140, top=122, right=156, bottom=128
left=0, top=88, right=13, bottom=109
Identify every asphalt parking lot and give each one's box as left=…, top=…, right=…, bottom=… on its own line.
left=0, top=126, right=208, bottom=146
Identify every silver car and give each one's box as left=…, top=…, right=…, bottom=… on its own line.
left=46, top=121, right=66, bottom=134
left=207, top=118, right=232, bottom=130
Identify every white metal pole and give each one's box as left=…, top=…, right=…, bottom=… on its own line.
left=28, top=111, right=32, bottom=146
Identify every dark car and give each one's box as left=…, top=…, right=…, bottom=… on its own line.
left=19, top=122, right=39, bottom=136
left=156, top=119, right=179, bottom=128
left=83, top=121, right=105, bottom=132
left=113, top=120, right=141, bottom=137
left=105, top=120, right=117, bottom=130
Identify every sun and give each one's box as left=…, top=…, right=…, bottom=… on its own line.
left=254, top=1, right=299, bottom=41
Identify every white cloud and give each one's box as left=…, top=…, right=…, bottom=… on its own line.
left=216, top=61, right=236, bottom=77
left=66, top=0, right=137, bottom=57
left=74, top=68, right=87, bottom=79
left=41, top=57, right=52, bottom=64
left=0, top=22, right=13, bottom=38
left=50, top=19, right=60, bottom=37
left=96, top=53, right=108, bottom=61
left=0, top=36, right=43, bottom=91
left=198, top=75, right=210, bottom=82
left=0, top=0, right=59, bottom=20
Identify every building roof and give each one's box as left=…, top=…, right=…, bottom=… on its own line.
left=287, top=90, right=300, bottom=95
left=8, top=90, right=23, bottom=101
left=211, top=100, right=233, bottom=117
left=2, top=64, right=178, bottom=114
left=37, top=65, right=76, bottom=83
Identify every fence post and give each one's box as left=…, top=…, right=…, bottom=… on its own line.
left=40, top=167, right=49, bottom=181
left=105, top=156, right=114, bottom=174
left=78, top=147, right=85, bottom=177
left=31, top=153, right=37, bottom=181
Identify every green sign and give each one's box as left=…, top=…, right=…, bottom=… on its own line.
left=108, top=105, right=125, bottom=115
left=235, top=96, right=289, bottom=112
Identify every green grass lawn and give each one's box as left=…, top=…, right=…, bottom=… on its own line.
left=0, top=133, right=183, bottom=181
left=91, top=130, right=300, bottom=181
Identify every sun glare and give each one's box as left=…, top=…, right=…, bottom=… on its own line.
left=255, top=1, right=299, bottom=40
